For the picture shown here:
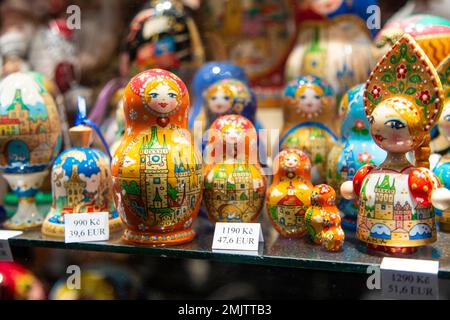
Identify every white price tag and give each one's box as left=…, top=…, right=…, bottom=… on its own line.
left=64, top=212, right=109, bottom=243
left=0, top=230, right=23, bottom=261
left=212, top=222, right=264, bottom=256
left=381, top=257, right=439, bottom=300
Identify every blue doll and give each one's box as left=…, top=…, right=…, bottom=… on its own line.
left=329, top=84, right=386, bottom=230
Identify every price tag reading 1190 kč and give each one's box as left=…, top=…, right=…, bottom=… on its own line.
left=64, top=212, right=109, bottom=243
left=212, top=222, right=264, bottom=256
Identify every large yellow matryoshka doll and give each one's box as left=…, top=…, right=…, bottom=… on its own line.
left=266, top=149, right=313, bottom=238
left=341, top=35, right=450, bottom=254
left=280, top=75, right=337, bottom=183
left=111, top=69, right=203, bottom=246
left=203, top=114, right=266, bottom=223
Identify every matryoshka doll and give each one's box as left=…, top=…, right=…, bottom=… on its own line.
left=328, top=84, right=386, bottom=230
left=280, top=75, right=337, bottom=183
left=266, top=149, right=313, bottom=237
left=204, top=78, right=257, bottom=131
left=286, top=0, right=377, bottom=99
left=341, top=35, right=450, bottom=254
left=189, top=61, right=248, bottom=130
left=305, top=184, right=344, bottom=252
left=111, top=69, right=203, bottom=245
left=121, top=0, right=204, bottom=83
left=432, top=55, right=450, bottom=232
left=203, top=115, right=266, bottom=223
left=42, top=123, right=123, bottom=238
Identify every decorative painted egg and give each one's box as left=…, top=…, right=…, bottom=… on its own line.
left=121, top=0, right=204, bottom=81
left=42, top=125, right=122, bottom=237
left=266, top=149, right=313, bottom=237
left=305, top=184, right=344, bottom=252
left=280, top=75, right=337, bottom=183
left=203, top=114, right=266, bottom=223
left=189, top=61, right=248, bottom=130
left=0, top=72, right=62, bottom=229
left=327, top=84, right=386, bottom=230
left=286, top=0, right=377, bottom=98
left=111, top=69, right=203, bottom=246
left=375, top=14, right=450, bottom=67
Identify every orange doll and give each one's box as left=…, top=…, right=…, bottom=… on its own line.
left=305, top=184, right=345, bottom=252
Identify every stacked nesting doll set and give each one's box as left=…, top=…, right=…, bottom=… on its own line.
left=0, top=1, right=450, bottom=258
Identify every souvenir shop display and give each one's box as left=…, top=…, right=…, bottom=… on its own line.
left=286, top=0, right=377, bottom=99
left=120, top=0, right=204, bottom=83
left=266, top=149, right=313, bottom=237
left=42, top=106, right=123, bottom=237
left=0, top=72, right=62, bottom=229
left=199, top=0, right=297, bottom=108
left=280, top=75, right=337, bottom=183
left=0, top=262, right=45, bottom=300
left=203, top=114, right=266, bottom=223
left=305, top=184, right=344, bottom=252
left=432, top=55, right=450, bottom=232
left=341, top=35, right=450, bottom=254
left=327, top=84, right=386, bottom=230
left=375, top=14, right=450, bottom=67
left=111, top=69, right=202, bottom=245
left=189, top=61, right=248, bottom=130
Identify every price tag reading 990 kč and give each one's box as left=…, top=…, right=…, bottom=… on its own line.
left=64, top=212, right=109, bottom=243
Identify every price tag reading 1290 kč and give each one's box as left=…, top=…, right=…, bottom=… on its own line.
left=64, top=212, right=109, bottom=243
left=212, top=222, right=264, bottom=256
left=381, top=257, right=439, bottom=300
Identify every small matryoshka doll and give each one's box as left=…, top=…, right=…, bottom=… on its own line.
left=203, top=114, right=266, bottom=223
left=433, top=55, right=450, bottom=232
left=341, top=34, right=450, bottom=254
left=280, top=75, right=337, bottom=183
left=305, top=184, right=344, bottom=252
left=266, top=149, right=313, bottom=237
left=327, top=84, right=386, bottom=230
left=42, top=124, right=123, bottom=237
left=204, top=78, right=256, bottom=130
left=189, top=61, right=248, bottom=130
left=111, top=69, right=203, bottom=245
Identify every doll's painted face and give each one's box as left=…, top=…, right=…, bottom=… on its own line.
left=282, top=153, right=301, bottom=170
left=310, top=0, right=343, bottom=16
left=369, top=100, right=420, bottom=153
left=295, top=85, right=323, bottom=117
left=143, top=79, right=181, bottom=115
left=439, top=103, right=450, bottom=141
left=207, top=84, right=233, bottom=114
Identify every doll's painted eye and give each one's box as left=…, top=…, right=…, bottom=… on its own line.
left=368, top=115, right=374, bottom=124
left=300, top=95, right=306, bottom=100
left=167, top=92, right=177, bottom=98
left=384, top=119, right=406, bottom=129
left=224, top=96, right=230, bottom=101
left=149, top=92, right=159, bottom=98
left=314, top=95, right=320, bottom=100
left=445, top=114, right=450, bottom=122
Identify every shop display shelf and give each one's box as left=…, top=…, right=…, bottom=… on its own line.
left=6, top=215, right=450, bottom=279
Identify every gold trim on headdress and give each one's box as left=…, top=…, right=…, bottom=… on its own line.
left=364, top=34, right=444, bottom=131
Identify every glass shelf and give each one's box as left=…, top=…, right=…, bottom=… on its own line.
left=6, top=215, right=450, bottom=278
